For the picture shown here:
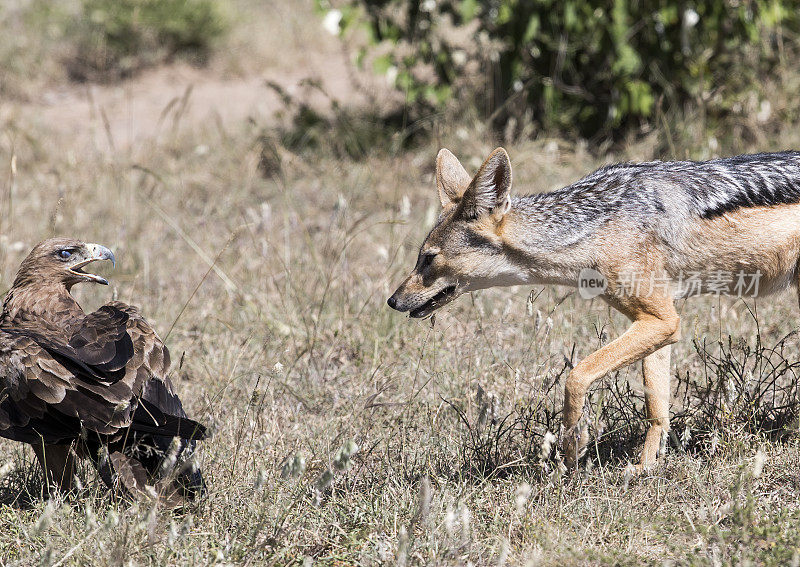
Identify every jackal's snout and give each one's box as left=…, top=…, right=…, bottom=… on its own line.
left=386, top=278, right=414, bottom=313
left=387, top=275, right=461, bottom=319
left=386, top=294, right=399, bottom=310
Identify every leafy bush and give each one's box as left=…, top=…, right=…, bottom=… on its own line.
left=330, top=0, right=800, bottom=140
left=0, top=1, right=73, bottom=97
left=69, top=0, right=228, bottom=80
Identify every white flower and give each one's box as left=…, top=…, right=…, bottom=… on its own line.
left=753, top=449, right=765, bottom=478
left=386, top=65, right=398, bottom=86
left=540, top=431, right=557, bottom=461
left=452, top=50, right=467, bottom=66
left=683, top=8, right=699, bottom=28
left=322, top=10, right=343, bottom=36
left=757, top=100, right=771, bottom=123
left=421, top=0, right=436, bottom=12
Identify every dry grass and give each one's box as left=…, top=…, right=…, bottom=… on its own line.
left=1, top=112, right=799, bottom=565
left=2, top=2, right=800, bottom=566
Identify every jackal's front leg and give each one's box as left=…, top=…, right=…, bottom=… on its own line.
left=562, top=299, right=679, bottom=468
left=639, top=345, right=671, bottom=469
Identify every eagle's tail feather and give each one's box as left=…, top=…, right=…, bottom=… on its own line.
left=129, top=401, right=207, bottom=440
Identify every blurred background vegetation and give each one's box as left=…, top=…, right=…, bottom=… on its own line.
left=324, top=0, right=800, bottom=149
left=3, top=0, right=799, bottom=153
left=0, top=0, right=227, bottom=93
left=68, top=0, right=228, bottom=80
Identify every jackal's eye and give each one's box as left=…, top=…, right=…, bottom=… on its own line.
left=419, top=252, right=436, bottom=270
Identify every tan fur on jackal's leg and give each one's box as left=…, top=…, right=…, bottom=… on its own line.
left=562, top=295, right=680, bottom=468
left=32, top=442, right=76, bottom=496
left=639, top=345, right=671, bottom=469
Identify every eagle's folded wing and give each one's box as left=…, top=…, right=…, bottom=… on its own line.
left=0, top=303, right=204, bottom=446
left=0, top=330, right=128, bottom=444
left=98, top=302, right=205, bottom=440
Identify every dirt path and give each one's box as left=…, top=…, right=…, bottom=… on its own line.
left=3, top=38, right=374, bottom=151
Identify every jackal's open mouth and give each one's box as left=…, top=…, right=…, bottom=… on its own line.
left=409, top=285, right=459, bottom=318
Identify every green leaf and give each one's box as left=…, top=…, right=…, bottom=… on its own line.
left=523, top=15, right=540, bottom=43
left=372, top=53, right=393, bottom=75
left=460, top=0, right=479, bottom=21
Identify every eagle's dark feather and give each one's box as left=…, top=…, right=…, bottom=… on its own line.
left=0, top=305, right=206, bottom=442
left=0, top=238, right=206, bottom=501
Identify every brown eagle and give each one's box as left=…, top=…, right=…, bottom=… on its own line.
left=0, top=238, right=206, bottom=500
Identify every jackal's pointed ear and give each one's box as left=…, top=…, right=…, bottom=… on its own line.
left=436, top=148, right=471, bottom=208
left=462, top=147, right=512, bottom=219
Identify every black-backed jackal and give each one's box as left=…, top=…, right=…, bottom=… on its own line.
left=388, top=147, right=800, bottom=469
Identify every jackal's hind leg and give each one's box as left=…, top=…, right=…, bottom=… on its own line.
left=32, top=442, right=76, bottom=496
left=562, top=295, right=679, bottom=468
left=639, top=345, right=671, bottom=469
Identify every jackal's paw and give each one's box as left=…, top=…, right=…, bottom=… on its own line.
left=561, top=439, right=588, bottom=470
left=622, top=460, right=658, bottom=482
left=625, top=462, right=648, bottom=477
left=638, top=459, right=660, bottom=472
left=562, top=424, right=589, bottom=469
left=562, top=451, right=582, bottom=471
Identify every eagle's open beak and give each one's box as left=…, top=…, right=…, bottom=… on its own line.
left=70, top=243, right=116, bottom=285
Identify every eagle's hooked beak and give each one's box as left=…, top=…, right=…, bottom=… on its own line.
left=70, top=243, right=116, bottom=285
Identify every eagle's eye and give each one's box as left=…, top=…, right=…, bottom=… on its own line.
left=58, top=249, right=72, bottom=260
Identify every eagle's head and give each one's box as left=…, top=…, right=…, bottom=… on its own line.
left=13, top=238, right=116, bottom=290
